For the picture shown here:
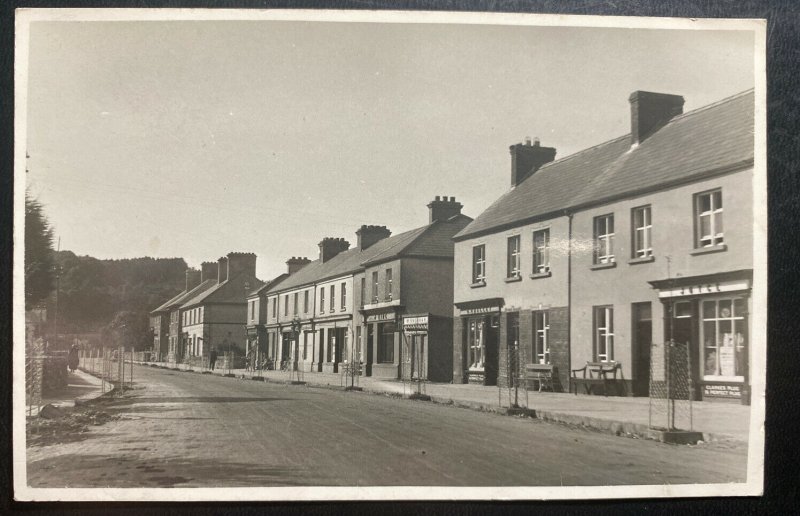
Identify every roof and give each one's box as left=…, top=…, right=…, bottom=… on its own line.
left=248, top=273, right=289, bottom=298
left=182, top=272, right=263, bottom=308
left=267, top=214, right=473, bottom=294
left=151, top=279, right=216, bottom=314
left=455, top=89, right=754, bottom=240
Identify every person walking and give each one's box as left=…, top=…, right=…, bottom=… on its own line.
left=209, top=348, right=218, bottom=371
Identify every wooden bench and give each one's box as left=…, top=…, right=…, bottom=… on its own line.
left=570, top=361, right=622, bottom=396
left=524, top=363, right=555, bottom=392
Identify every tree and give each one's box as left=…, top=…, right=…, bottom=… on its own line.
left=25, top=192, right=55, bottom=310
left=102, top=310, right=152, bottom=351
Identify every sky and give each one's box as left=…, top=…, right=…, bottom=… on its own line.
left=23, top=19, right=756, bottom=280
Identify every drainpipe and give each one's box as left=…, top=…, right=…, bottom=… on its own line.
left=566, top=210, right=573, bottom=393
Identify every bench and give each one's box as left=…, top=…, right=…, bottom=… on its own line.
left=570, top=361, right=622, bottom=396
left=524, top=363, right=555, bottom=392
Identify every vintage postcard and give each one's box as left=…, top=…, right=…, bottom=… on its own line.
left=13, top=8, right=766, bottom=501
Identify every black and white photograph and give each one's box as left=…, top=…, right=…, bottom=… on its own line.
left=13, top=8, right=767, bottom=502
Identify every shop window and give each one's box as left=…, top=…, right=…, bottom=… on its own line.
left=695, top=189, right=723, bottom=247
left=594, top=306, right=614, bottom=361
left=593, top=214, right=615, bottom=264
left=372, top=271, right=379, bottom=303
left=534, top=311, right=550, bottom=364
left=320, top=288, right=325, bottom=314
left=341, top=282, right=347, bottom=310
left=507, top=236, right=521, bottom=278
left=702, top=298, right=747, bottom=380
left=467, top=318, right=485, bottom=370
left=385, top=269, right=393, bottom=301
left=472, top=245, right=486, bottom=283
left=632, top=205, right=653, bottom=258
left=378, top=323, right=395, bottom=363
left=533, top=228, right=550, bottom=274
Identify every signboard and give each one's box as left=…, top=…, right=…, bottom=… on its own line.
left=403, top=315, right=429, bottom=333
left=703, top=384, right=742, bottom=399
left=460, top=306, right=501, bottom=316
left=366, top=312, right=396, bottom=323
left=658, top=280, right=750, bottom=299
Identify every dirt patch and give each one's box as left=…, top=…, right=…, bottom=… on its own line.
left=27, top=407, right=120, bottom=447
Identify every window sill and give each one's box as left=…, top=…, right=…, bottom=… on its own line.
left=691, top=244, right=727, bottom=256
left=529, top=271, right=552, bottom=280
left=470, top=280, right=487, bottom=288
left=504, top=275, right=522, bottom=283
left=590, top=261, right=617, bottom=271
left=628, top=255, right=655, bottom=265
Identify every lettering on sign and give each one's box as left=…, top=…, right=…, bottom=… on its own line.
left=461, top=306, right=501, bottom=316
left=403, top=316, right=429, bottom=326
left=659, top=280, right=749, bottom=299
left=366, top=312, right=396, bottom=323
left=703, top=384, right=742, bottom=398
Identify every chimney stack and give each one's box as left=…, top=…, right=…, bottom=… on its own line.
left=318, top=238, right=350, bottom=263
left=356, top=225, right=392, bottom=250
left=629, top=91, right=684, bottom=146
left=427, top=195, right=463, bottom=223
left=200, top=261, right=218, bottom=282
left=509, top=137, right=556, bottom=187
left=217, top=256, right=229, bottom=283
left=185, top=268, right=201, bottom=292
left=227, top=252, right=257, bottom=279
left=286, top=256, right=311, bottom=275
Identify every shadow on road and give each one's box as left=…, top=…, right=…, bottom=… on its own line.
left=109, top=396, right=294, bottom=405
left=28, top=452, right=309, bottom=488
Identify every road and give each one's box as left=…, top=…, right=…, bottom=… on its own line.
left=26, top=364, right=747, bottom=487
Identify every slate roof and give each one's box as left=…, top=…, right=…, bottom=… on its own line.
left=454, top=89, right=754, bottom=241
left=182, top=273, right=263, bottom=308
left=248, top=273, right=289, bottom=298
left=267, top=213, right=473, bottom=294
left=151, top=279, right=217, bottom=314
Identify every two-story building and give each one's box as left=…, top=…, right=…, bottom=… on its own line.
left=453, top=90, right=754, bottom=404
left=179, top=252, right=263, bottom=366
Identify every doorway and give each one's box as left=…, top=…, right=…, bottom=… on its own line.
left=632, top=302, right=652, bottom=396
left=366, top=325, right=374, bottom=376
left=484, top=315, right=500, bottom=386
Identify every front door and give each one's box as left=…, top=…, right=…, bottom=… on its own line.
left=484, top=315, right=500, bottom=386
left=366, top=325, right=374, bottom=376
left=668, top=300, right=699, bottom=399
left=632, top=302, right=652, bottom=396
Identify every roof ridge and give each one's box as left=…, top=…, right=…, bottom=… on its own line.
left=362, top=223, right=431, bottom=264
left=667, top=88, right=754, bottom=124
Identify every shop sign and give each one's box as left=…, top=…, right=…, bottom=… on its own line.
left=460, top=306, right=501, bottom=316
left=703, top=384, right=742, bottom=398
left=658, top=280, right=750, bottom=299
left=403, top=315, right=428, bottom=332
left=366, top=312, right=396, bottom=323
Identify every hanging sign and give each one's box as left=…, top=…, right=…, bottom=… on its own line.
left=403, top=315, right=429, bottom=332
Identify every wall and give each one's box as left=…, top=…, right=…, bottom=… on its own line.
left=401, top=258, right=455, bottom=318
left=569, top=169, right=753, bottom=379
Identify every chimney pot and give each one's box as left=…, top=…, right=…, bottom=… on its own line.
left=428, top=195, right=463, bottom=223
left=318, top=237, right=351, bottom=262
left=524, top=136, right=532, bottom=146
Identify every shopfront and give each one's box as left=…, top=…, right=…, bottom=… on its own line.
left=455, top=299, right=503, bottom=386
left=650, top=270, right=752, bottom=405
left=364, top=308, right=401, bottom=379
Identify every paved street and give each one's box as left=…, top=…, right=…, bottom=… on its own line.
left=27, top=364, right=747, bottom=488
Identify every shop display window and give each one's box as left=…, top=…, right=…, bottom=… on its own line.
left=702, top=297, right=747, bottom=381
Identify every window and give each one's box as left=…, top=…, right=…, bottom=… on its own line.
left=507, top=236, right=521, bottom=278
left=199, top=307, right=203, bottom=323
left=532, top=229, right=550, bottom=274
left=534, top=311, right=550, bottom=364
left=329, top=285, right=335, bottom=313
left=695, top=189, right=723, bottom=247
left=385, top=269, right=393, bottom=300
left=302, top=332, right=308, bottom=360
left=304, top=290, right=309, bottom=313
left=594, top=306, right=614, bottom=361
left=293, top=292, right=298, bottom=315
left=372, top=271, right=379, bottom=303
left=361, top=278, right=366, bottom=307
left=593, top=214, right=615, bottom=264
left=632, top=206, right=653, bottom=258
left=250, top=301, right=255, bottom=321
left=320, top=288, right=325, bottom=313
left=284, top=295, right=288, bottom=316
left=702, top=298, right=747, bottom=380
left=472, top=245, right=486, bottom=283
left=341, top=282, right=346, bottom=310
left=272, top=298, right=277, bottom=318
left=377, top=322, right=396, bottom=363
left=467, top=319, right=484, bottom=370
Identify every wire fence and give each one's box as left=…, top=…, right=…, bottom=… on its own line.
left=400, top=332, right=427, bottom=398
left=79, top=346, right=135, bottom=396
left=25, top=338, right=45, bottom=417
left=498, top=341, right=529, bottom=410
left=649, top=340, right=694, bottom=431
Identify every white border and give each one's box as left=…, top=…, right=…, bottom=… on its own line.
left=13, top=8, right=767, bottom=502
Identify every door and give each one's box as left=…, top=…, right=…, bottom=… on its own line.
left=632, top=302, right=652, bottom=396
left=668, top=299, right=700, bottom=399
left=484, top=315, right=500, bottom=386
left=366, top=325, right=374, bottom=376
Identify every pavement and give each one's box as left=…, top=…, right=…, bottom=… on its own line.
left=143, top=361, right=752, bottom=443
left=26, top=363, right=748, bottom=488
left=26, top=369, right=108, bottom=417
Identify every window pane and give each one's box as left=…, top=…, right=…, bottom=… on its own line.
left=700, top=214, right=711, bottom=238
left=716, top=211, right=723, bottom=235
left=703, top=320, right=718, bottom=375
left=713, top=190, right=722, bottom=209
left=700, top=194, right=711, bottom=212
left=703, top=300, right=716, bottom=319
left=719, top=299, right=732, bottom=318
left=734, top=298, right=746, bottom=317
